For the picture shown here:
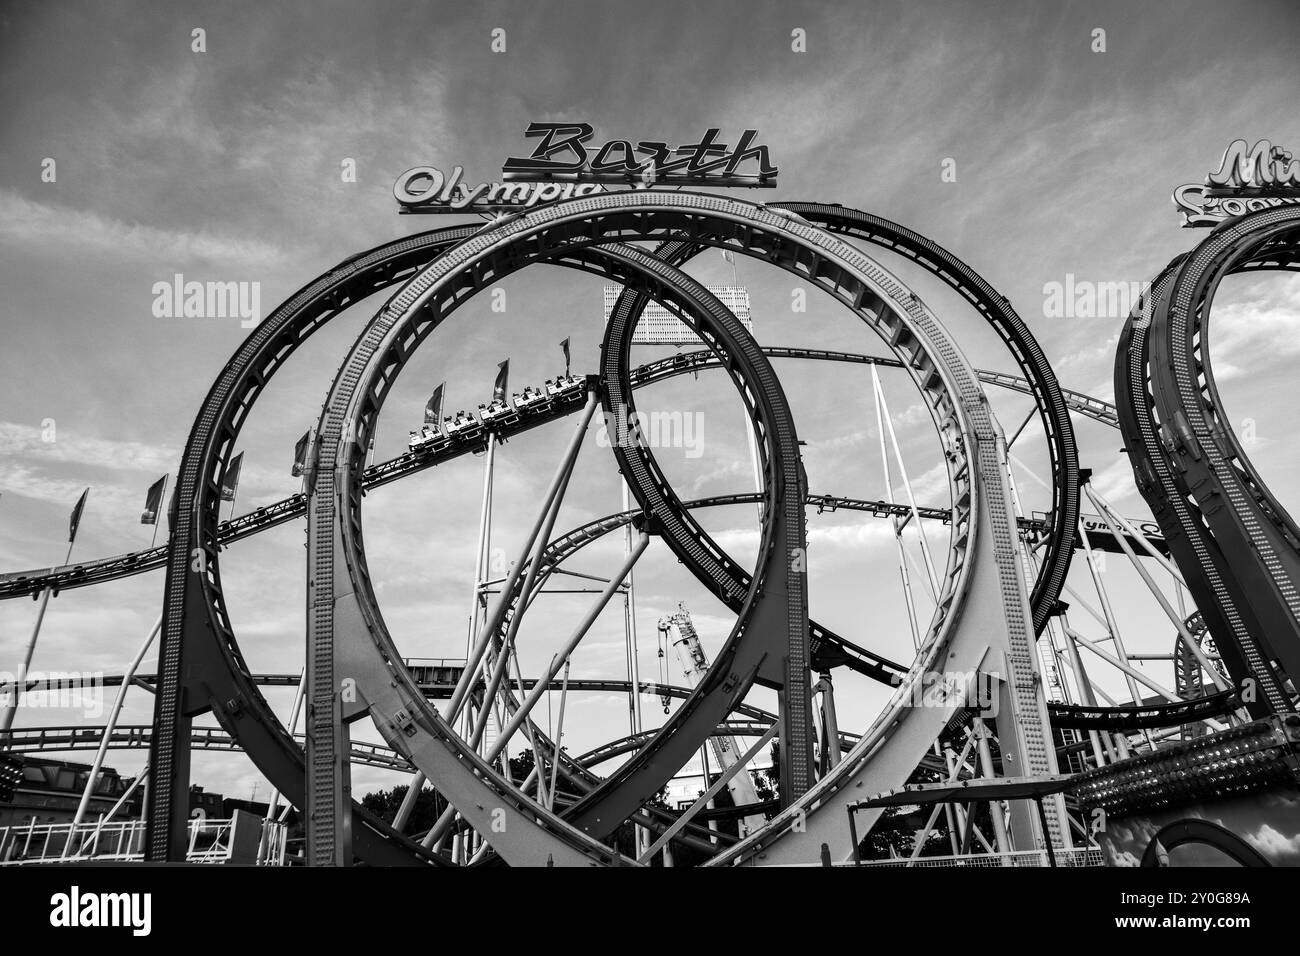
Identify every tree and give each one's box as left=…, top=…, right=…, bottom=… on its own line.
left=360, top=782, right=447, bottom=835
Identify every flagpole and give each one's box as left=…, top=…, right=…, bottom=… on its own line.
left=2, top=531, right=77, bottom=733
left=225, top=458, right=242, bottom=523
left=150, top=474, right=169, bottom=550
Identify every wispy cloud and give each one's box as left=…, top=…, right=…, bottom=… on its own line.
left=0, top=190, right=286, bottom=267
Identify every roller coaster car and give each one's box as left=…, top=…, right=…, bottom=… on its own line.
left=545, top=375, right=583, bottom=397
left=445, top=409, right=481, bottom=437
left=406, top=424, right=441, bottom=452
left=479, top=398, right=519, bottom=428
left=514, top=385, right=546, bottom=410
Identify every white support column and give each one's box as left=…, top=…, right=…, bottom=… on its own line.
left=65, top=613, right=163, bottom=854
left=1075, top=515, right=1151, bottom=753
left=1058, top=610, right=1113, bottom=766
left=637, top=722, right=778, bottom=863
left=425, top=533, right=650, bottom=849
left=1085, top=485, right=1228, bottom=693
left=546, top=661, right=572, bottom=810
left=872, top=365, right=940, bottom=594
left=973, top=717, right=1012, bottom=855
left=396, top=433, right=499, bottom=836
left=871, top=365, right=925, bottom=642
left=2, top=538, right=75, bottom=733
left=620, top=481, right=648, bottom=858
left=259, top=669, right=306, bottom=863
left=445, top=392, right=599, bottom=726
left=80, top=764, right=149, bottom=859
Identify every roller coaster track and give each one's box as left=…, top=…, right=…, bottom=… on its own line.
left=1116, top=211, right=1300, bottom=717
left=144, top=222, right=485, bottom=866
left=770, top=202, right=1080, bottom=636
left=481, top=491, right=1188, bottom=735
left=305, top=219, right=822, bottom=862
left=2, top=724, right=415, bottom=774
left=0, top=352, right=1116, bottom=603
left=247, top=190, right=1058, bottom=866
left=594, top=195, right=1056, bottom=864
left=1, top=718, right=852, bottom=776
left=10, top=161, right=1295, bottom=868
left=2, top=672, right=778, bottom=720
left=1114, top=261, right=1280, bottom=718
left=5, top=190, right=1079, bottom=866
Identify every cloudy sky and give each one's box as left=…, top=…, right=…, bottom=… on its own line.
left=1, top=0, right=1298, bottom=803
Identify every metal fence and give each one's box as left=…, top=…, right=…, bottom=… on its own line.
left=853, top=847, right=1103, bottom=868
left=0, top=815, right=287, bottom=865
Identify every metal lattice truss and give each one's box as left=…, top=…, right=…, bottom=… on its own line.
left=6, top=194, right=1299, bottom=868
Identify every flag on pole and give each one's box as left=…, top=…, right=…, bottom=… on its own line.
left=141, top=475, right=167, bottom=525
left=493, top=360, right=509, bottom=402
left=292, top=431, right=311, bottom=477
left=68, top=488, right=90, bottom=543
left=560, top=338, right=570, bottom=377
left=424, top=383, right=446, bottom=426
left=221, top=453, right=243, bottom=502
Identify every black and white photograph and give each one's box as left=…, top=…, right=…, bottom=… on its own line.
left=0, top=0, right=1297, bottom=934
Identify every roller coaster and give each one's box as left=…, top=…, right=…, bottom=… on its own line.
left=3, top=174, right=1299, bottom=868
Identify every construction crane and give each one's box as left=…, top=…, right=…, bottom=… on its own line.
left=658, top=605, right=767, bottom=838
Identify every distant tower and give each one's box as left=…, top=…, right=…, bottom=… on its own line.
left=661, top=605, right=767, bottom=837
left=602, top=285, right=753, bottom=345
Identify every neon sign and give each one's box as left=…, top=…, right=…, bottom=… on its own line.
left=394, top=166, right=602, bottom=214
left=502, top=123, right=777, bottom=186
left=1173, top=139, right=1300, bottom=227
left=395, top=123, right=777, bottom=214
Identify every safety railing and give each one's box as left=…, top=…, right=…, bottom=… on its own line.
left=0, top=816, right=287, bottom=865
left=852, top=847, right=1103, bottom=867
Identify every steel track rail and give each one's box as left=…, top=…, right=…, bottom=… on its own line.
left=1114, top=261, right=1285, bottom=717
left=144, top=224, right=484, bottom=864
left=771, top=203, right=1080, bottom=635
left=1118, top=213, right=1300, bottom=715
left=310, top=221, right=817, bottom=861
left=1153, top=211, right=1300, bottom=690
left=52, top=192, right=1072, bottom=866
left=0, top=352, right=1116, bottom=601
left=311, top=191, right=1016, bottom=866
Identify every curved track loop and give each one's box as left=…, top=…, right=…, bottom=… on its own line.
left=601, top=203, right=1076, bottom=637
left=309, top=227, right=812, bottom=861
left=1114, top=260, right=1287, bottom=717
left=123, top=192, right=1073, bottom=865
left=1116, top=209, right=1300, bottom=716
left=312, top=191, right=1059, bottom=866
left=4, top=344, right=1126, bottom=807
left=567, top=245, right=810, bottom=835
left=458, top=256, right=829, bottom=851
left=146, top=224, right=485, bottom=864
left=771, top=203, right=1079, bottom=634
left=0, top=353, right=1110, bottom=603
left=17, top=188, right=1243, bottom=865
left=1150, top=209, right=1300, bottom=692
left=484, top=492, right=1204, bottom=735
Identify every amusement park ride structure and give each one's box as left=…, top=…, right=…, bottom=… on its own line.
left=2, top=134, right=1299, bottom=867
